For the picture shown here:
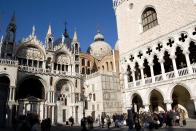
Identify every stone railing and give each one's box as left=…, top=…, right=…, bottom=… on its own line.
left=86, top=71, right=117, bottom=79
left=18, top=65, right=80, bottom=77
left=128, top=65, right=196, bottom=88
left=0, top=58, right=18, bottom=66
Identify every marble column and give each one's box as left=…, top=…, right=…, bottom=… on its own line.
left=160, top=60, right=166, bottom=80
left=131, top=69, right=136, bottom=87
left=184, top=52, right=193, bottom=74
left=149, top=64, right=155, bottom=83
left=124, top=72, right=129, bottom=89
left=139, top=66, right=145, bottom=85
left=170, top=55, right=179, bottom=77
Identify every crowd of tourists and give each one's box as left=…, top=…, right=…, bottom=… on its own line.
left=12, top=113, right=51, bottom=131
left=80, top=108, right=187, bottom=130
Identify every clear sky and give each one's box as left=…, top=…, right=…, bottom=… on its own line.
left=0, top=0, right=117, bottom=52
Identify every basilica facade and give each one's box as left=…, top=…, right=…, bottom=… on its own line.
left=113, top=0, right=196, bottom=118
left=0, top=14, right=83, bottom=127
left=0, top=11, right=122, bottom=127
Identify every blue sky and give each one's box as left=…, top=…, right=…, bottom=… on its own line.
left=0, top=0, right=117, bottom=52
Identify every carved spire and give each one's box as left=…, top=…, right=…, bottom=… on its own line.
left=61, top=34, right=65, bottom=45
left=47, top=24, right=52, bottom=36
left=63, top=21, right=69, bottom=38
left=73, top=30, right=78, bottom=42
left=45, top=24, right=53, bottom=50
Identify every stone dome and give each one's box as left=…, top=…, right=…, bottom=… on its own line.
left=87, top=31, right=112, bottom=60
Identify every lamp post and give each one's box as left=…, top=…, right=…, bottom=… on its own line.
left=81, top=86, right=92, bottom=131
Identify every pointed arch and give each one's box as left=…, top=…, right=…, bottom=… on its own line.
left=175, top=46, right=187, bottom=69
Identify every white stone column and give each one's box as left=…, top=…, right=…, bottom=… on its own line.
left=51, top=106, right=55, bottom=124
left=139, top=66, right=145, bottom=85
left=184, top=52, right=193, bottom=74
left=149, top=64, right=155, bottom=83
left=144, top=104, right=149, bottom=112
left=40, top=102, right=44, bottom=121
left=165, top=102, right=172, bottom=111
left=159, top=60, right=166, bottom=80
left=131, top=69, right=136, bottom=87
left=193, top=99, right=196, bottom=113
left=170, top=55, right=179, bottom=77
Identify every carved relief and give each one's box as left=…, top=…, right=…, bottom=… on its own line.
left=17, top=47, right=44, bottom=60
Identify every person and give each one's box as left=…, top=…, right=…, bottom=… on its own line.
left=134, top=114, right=141, bottom=131
left=101, top=115, right=105, bottom=128
left=106, top=115, right=111, bottom=129
left=81, top=117, right=87, bottom=131
left=69, top=116, right=74, bottom=127
left=31, top=118, right=41, bottom=131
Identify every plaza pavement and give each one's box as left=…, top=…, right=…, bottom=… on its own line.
left=1, top=119, right=196, bottom=131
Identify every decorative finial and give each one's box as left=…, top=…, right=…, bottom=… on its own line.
left=47, top=24, right=52, bottom=35
left=61, top=34, right=65, bottom=45
left=32, top=25, right=35, bottom=36
left=96, top=24, right=101, bottom=33
left=73, top=29, right=78, bottom=42
left=63, top=21, right=69, bottom=38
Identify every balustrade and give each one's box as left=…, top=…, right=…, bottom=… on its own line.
left=155, top=74, right=163, bottom=82
left=128, top=82, right=134, bottom=88
left=0, top=58, right=18, bottom=66
left=166, top=71, right=175, bottom=79
left=18, top=65, right=78, bottom=77
left=145, top=77, right=152, bottom=84
left=178, top=67, right=189, bottom=76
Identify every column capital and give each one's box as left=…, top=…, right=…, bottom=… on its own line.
left=170, top=55, right=176, bottom=60
left=164, top=99, right=173, bottom=104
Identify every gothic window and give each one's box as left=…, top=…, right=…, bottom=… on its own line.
left=50, top=77, right=53, bottom=86
left=143, top=59, right=151, bottom=77
left=110, top=62, right=113, bottom=71
left=127, top=65, right=133, bottom=82
left=189, top=41, right=196, bottom=64
left=142, top=7, right=158, bottom=31
left=82, top=59, right=85, bottom=66
left=163, top=51, right=173, bottom=73
left=106, top=62, right=109, bottom=71
left=82, top=68, right=85, bottom=74
left=175, top=46, right=187, bottom=69
left=135, top=62, right=141, bottom=80
left=87, top=61, right=90, bottom=67
left=153, top=55, right=161, bottom=75
left=75, top=43, right=79, bottom=54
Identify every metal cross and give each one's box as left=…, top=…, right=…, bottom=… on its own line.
left=179, top=33, right=187, bottom=42
left=146, top=48, right=152, bottom=55
left=129, top=55, right=134, bottom=62
left=156, top=43, right=163, bottom=51
left=137, top=52, right=143, bottom=59
left=167, top=38, right=174, bottom=47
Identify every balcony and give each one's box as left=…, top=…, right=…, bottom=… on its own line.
left=127, top=64, right=196, bottom=89
left=0, top=58, right=18, bottom=66
left=18, top=65, right=80, bottom=78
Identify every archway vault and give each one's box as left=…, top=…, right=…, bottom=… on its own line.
left=16, top=75, right=45, bottom=100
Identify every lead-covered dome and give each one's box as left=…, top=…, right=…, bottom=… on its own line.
left=87, top=31, right=112, bottom=60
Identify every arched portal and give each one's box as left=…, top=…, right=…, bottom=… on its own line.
left=153, top=55, right=161, bottom=75
left=175, top=46, right=187, bottom=69
left=172, top=85, right=195, bottom=118
left=150, top=90, right=165, bottom=112
left=54, top=79, right=73, bottom=124
left=0, top=76, right=10, bottom=127
left=163, top=51, right=173, bottom=73
left=16, top=77, right=45, bottom=116
left=132, top=93, right=143, bottom=113
left=189, top=41, right=196, bottom=64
